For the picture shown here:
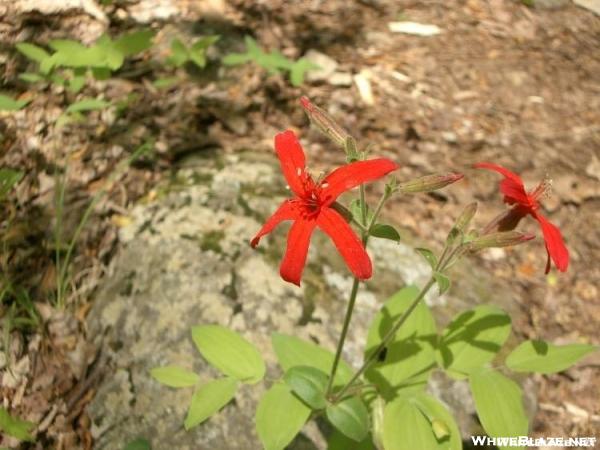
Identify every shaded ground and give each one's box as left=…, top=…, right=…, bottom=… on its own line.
left=0, top=0, right=598, bottom=448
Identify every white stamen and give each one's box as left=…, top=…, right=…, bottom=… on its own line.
left=297, top=168, right=302, bottom=176
left=321, top=182, right=329, bottom=188
left=311, top=192, right=317, bottom=200
left=285, top=185, right=290, bottom=190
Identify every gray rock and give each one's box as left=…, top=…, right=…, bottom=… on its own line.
left=304, top=50, right=339, bottom=83
left=87, top=151, right=533, bottom=449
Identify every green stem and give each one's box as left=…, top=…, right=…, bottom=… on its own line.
left=326, top=185, right=392, bottom=397
left=367, top=191, right=388, bottom=231
left=326, top=276, right=360, bottom=396
left=332, top=277, right=436, bottom=402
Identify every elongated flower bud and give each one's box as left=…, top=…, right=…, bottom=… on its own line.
left=470, top=231, right=535, bottom=251
left=300, top=96, right=350, bottom=149
left=397, top=172, right=464, bottom=194
left=447, top=202, right=478, bottom=245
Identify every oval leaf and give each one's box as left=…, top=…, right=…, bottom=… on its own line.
left=383, top=393, right=462, bottom=450
left=150, top=366, right=199, bottom=388
left=437, top=305, right=511, bottom=378
left=326, top=396, right=369, bottom=442
left=184, top=377, right=237, bottom=430
left=192, top=325, right=265, bottom=383
left=0, top=407, right=34, bottom=442
left=433, top=272, right=451, bottom=295
left=0, top=94, right=29, bottom=112
left=283, top=366, right=328, bottom=409
left=505, top=340, right=597, bottom=374
left=66, top=98, right=110, bottom=113
left=271, top=333, right=353, bottom=386
left=15, top=42, right=49, bottom=62
left=123, top=438, right=151, bottom=450
left=113, top=30, right=155, bottom=56
left=256, top=383, right=311, bottom=450
left=370, top=224, right=401, bottom=242
left=0, top=169, right=24, bottom=199
left=469, top=369, right=528, bottom=450
left=327, top=430, right=376, bottom=450
left=365, top=286, right=437, bottom=398
left=415, top=247, right=437, bottom=269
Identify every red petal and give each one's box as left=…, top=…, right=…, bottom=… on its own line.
left=475, top=162, right=529, bottom=205
left=317, top=207, right=372, bottom=280
left=320, top=159, right=398, bottom=205
left=251, top=200, right=299, bottom=248
left=280, top=219, right=317, bottom=286
left=534, top=213, right=569, bottom=273
left=274, top=130, right=309, bottom=197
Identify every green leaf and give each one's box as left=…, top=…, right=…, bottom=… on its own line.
left=433, top=272, right=450, bottom=295
left=326, top=430, right=376, bottom=450
left=153, top=77, right=179, bottom=89
left=0, top=407, right=35, bottom=442
left=365, top=286, right=437, bottom=398
left=68, top=75, right=86, bottom=93
left=326, top=396, right=369, bottom=442
left=437, top=305, right=511, bottom=378
left=48, top=39, right=86, bottom=53
left=53, top=45, right=107, bottom=68
left=50, top=73, right=66, bottom=86
left=349, top=199, right=372, bottom=225
left=383, top=393, right=461, bottom=450
left=188, top=36, right=219, bottom=68
left=505, top=340, right=597, bottom=374
left=410, top=393, right=462, bottom=449
left=15, top=42, right=49, bottom=62
left=370, top=224, right=401, bottom=243
left=469, top=369, right=528, bottom=450
left=91, top=67, right=111, bottom=80
left=283, top=365, right=328, bottom=409
left=271, top=333, right=353, bottom=385
left=256, top=383, right=311, bottom=450
left=414, top=247, right=437, bottom=269
left=184, top=377, right=237, bottom=430
left=191, top=35, right=219, bottom=52
left=0, top=94, right=29, bottom=111
left=113, top=29, right=154, bottom=57
left=244, top=36, right=261, bottom=56
left=222, top=53, right=252, bottom=65
left=39, top=53, right=60, bottom=74
left=192, top=325, right=265, bottom=383
left=123, top=437, right=151, bottom=450
left=150, top=366, right=199, bottom=388
left=169, top=39, right=189, bottom=66
left=19, top=72, right=45, bottom=83
left=0, top=169, right=24, bottom=199
left=66, top=98, right=110, bottom=113
left=188, top=49, right=207, bottom=68
left=289, top=58, right=318, bottom=87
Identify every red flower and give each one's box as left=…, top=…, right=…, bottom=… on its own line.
left=474, top=162, right=569, bottom=273
left=251, top=130, right=398, bottom=285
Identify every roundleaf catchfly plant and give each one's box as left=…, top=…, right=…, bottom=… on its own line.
left=150, top=98, right=596, bottom=450
left=250, top=129, right=397, bottom=285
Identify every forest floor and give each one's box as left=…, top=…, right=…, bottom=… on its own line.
left=1, top=0, right=599, bottom=448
